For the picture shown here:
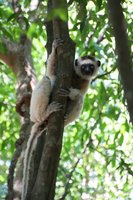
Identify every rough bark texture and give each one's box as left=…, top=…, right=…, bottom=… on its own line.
left=23, top=1, right=54, bottom=198
left=107, top=0, right=133, bottom=124
left=28, top=0, right=76, bottom=199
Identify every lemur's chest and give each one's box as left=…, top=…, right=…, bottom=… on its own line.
left=71, top=73, right=89, bottom=94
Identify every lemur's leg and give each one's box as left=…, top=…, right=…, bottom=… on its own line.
left=30, top=76, right=51, bottom=123
left=30, top=76, right=62, bottom=123
left=46, top=39, right=64, bottom=87
left=37, top=101, right=62, bottom=123
left=58, top=88, right=83, bottom=126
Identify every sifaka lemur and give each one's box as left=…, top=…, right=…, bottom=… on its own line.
left=22, top=39, right=100, bottom=199
left=46, top=39, right=100, bottom=126
left=30, top=39, right=100, bottom=128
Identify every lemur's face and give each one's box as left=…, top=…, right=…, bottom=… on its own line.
left=74, top=55, right=100, bottom=80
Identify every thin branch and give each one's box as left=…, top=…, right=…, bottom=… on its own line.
left=59, top=114, right=101, bottom=200
left=121, top=158, right=133, bottom=176
left=12, top=0, right=28, bottom=30
left=86, top=23, right=108, bottom=48
left=96, top=24, right=109, bottom=44
left=92, top=66, right=117, bottom=82
left=12, top=0, right=22, bottom=16
left=86, top=23, right=99, bottom=47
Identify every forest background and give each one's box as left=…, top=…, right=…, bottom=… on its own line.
left=0, top=0, right=133, bottom=199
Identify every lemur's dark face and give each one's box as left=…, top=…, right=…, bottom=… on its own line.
left=80, top=63, right=95, bottom=75
left=74, top=55, right=101, bottom=80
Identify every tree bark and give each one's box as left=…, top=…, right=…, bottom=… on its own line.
left=107, top=0, right=133, bottom=124
left=23, top=1, right=54, bottom=198
left=29, top=0, right=75, bottom=199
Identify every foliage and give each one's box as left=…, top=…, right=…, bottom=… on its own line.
left=0, top=0, right=133, bottom=199
left=0, top=63, right=19, bottom=182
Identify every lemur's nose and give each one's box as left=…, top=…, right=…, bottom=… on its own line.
left=86, top=64, right=94, bottom=74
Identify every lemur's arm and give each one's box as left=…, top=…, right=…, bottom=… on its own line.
left=46, top=39, right=63, bottom=88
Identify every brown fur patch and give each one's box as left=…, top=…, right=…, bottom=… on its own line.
left=72, top=71, right=90, bottom=95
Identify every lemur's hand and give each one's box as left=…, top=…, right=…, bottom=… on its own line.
left=52, top=39, right=64, bottom=53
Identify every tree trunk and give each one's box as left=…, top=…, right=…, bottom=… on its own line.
left=107, top=0, right=133, bottom=124
left=28, top=0, right=75, bottom=199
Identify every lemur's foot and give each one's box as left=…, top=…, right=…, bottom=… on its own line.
left=52, top=38, right=64, bottom=51
left=64, top=113, right=69, bottom=121
left=37, top=102, right=62, bottom=124
left=46, top=101, right=62, bottom=115
left=58, top=88, right=70, bottom=96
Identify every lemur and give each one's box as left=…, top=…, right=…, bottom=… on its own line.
left=46, top=39, right=100, bottom=126
left=30, top=38, right=100, bottom=133
left=22, top=39, right=100, bottom=199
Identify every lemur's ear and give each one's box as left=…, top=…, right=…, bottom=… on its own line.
left=75, top=59, right=78, bottom=66
left=97, top=60, right=101, bottom=67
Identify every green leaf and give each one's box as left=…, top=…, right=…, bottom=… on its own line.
left=0, top=26, right=13, bottom=39
left=112, top=153, right=116, bottom=167
left=23, top=16, right=30, bottom=30
left=96, top=0, right=103, bottom=10
left=114, top=131, right=119, bottom=140
left=7, top=13, right=19, bottom=22
left=77, top=3, right=87, bottom=21
left=118, top=134, right=124, bottom=146
left=24, top=0, right=31, bottom=7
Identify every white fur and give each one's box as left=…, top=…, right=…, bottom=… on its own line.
left=22, top=124, right=39, bottom=200
left=74, top=58, right=99, bottom=80
left=68, top=88, right=82, bottom=100
left=46, top=42, right=57, bottom=88
left=30, top=76, right=51, bottom=123
left=22, top=77, right=51, bottom=199
left=64, top=89, right=83, bottom=126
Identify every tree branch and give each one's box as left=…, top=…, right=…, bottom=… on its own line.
left=107, top=0, right=133, bottom=124
left=121, top=158, right=133, bottom=176
left=12, top=0, right=28, bottom=30
left=92, top=66, right=117, bottom=82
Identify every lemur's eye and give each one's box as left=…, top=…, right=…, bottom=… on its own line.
left=89, top=64, right=94, bottom=69
left=75, top=59, right=78, bottom=66
left=81, top=65, right=86, bottom=69
left=97, top=60, right=101, bottom=67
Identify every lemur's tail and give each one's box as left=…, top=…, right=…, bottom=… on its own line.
left=22, top=124, right=45, bottom=200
